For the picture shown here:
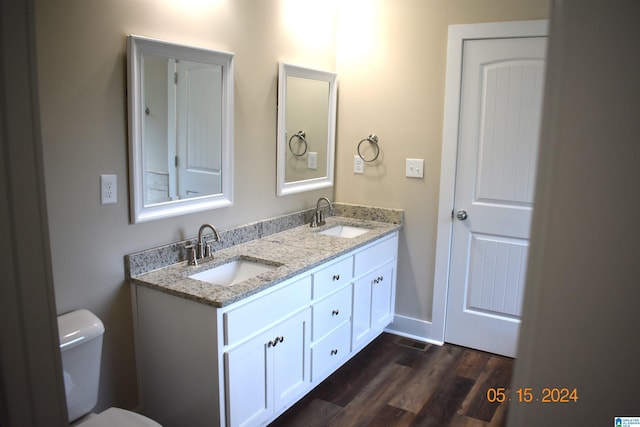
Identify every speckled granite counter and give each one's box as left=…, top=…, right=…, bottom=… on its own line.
left=128, top=212, right=402, bottom=308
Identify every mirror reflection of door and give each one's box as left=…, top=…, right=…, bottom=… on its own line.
left=142, top=55, right=222, bottom=206
left=174, top=60, right=222, bottom=199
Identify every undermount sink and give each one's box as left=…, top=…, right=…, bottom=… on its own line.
left=189, top=259, right=278, bottom=286
left=318, top=225, right=369, bottom=238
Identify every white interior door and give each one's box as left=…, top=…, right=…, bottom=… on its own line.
left=444, top=36, right=546, bottom=357
left=176, top=60, right=223, bottom=199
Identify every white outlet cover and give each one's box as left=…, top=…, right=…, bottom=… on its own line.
left=100, top=174, right=117, bottom=204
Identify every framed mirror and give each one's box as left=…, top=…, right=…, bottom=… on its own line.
left=277, top=63, right=337, bottom=196
left=127, top=35, right=234, bottom=223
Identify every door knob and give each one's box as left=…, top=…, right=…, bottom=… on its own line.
left=456, top=210, right=468, bottom=221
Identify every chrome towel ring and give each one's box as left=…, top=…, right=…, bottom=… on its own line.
left=288, top=131, right=308, bottom=157
left=357, top=134, right=380, bottom=162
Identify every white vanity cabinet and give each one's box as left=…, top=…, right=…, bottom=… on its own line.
left=132, top=230, right=398, bottom=427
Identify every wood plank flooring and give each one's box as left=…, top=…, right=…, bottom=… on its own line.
left=269, top=333, right=514, bottom=427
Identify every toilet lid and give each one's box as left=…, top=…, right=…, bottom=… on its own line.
left=75, top=408, right=161, bottom=427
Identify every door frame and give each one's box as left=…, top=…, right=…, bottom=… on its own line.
left=431, top=20, right=548, bottom=345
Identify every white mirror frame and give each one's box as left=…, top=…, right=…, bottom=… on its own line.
left=276, top=63, right=337, bottom=196
left=127, top=35, right=234, bottom=223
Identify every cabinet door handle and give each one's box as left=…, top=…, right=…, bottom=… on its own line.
left=332, top=274, right=340, bottom=281
left=374, top=276, right=384, bottom=284
left=267, top=336, right=284, bottom=348
left=332, top=309, right=340, bottom=316
left=330, top=349, right=338, bottom=355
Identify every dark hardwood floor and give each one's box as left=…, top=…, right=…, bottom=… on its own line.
left=270, top=333, right=514, bottom=427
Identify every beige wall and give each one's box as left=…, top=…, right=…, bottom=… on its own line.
left=36, top=0, right=335, bottom=411
left=335, top=0, right=548, bottom=328
left=36, top=0, right=548, bottom=413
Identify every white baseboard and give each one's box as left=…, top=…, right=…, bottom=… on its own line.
left=385, top=314, right=444, bottom=346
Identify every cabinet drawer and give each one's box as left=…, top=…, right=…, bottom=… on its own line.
left=224, top=275, right=312, bottom=345
left=354, top=233, right=398, bottom=277
left=311, top=321, right=351, bottom=381
left=312, top=285, right=352, bottom=341
left=313, top=256, right=353, bottom=299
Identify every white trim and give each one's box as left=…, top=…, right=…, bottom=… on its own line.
left=432, top=20, right=549, bottom=345
left=385, top=314, right=443, bottom=346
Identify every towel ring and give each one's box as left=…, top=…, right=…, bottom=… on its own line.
left=288, top=131, right=308, bottom=157
left=357, top=134, right=380, bottom=162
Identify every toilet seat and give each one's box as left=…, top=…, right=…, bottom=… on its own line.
left=73, top=407, right=161, bottom=427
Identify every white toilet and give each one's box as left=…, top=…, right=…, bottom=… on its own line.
left=58, top=309, right=161, bottom=426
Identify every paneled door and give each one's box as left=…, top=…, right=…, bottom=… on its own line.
left=445, top=36, right=546, bottom=357
left=175, top=59, right=223, bottom=199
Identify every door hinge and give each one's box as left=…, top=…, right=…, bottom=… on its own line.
left=174, top=72, right=178, bottom=84
left=175, top=155, right=179, bottom=167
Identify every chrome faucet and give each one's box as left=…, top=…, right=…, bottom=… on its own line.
left=311, top=197, right=333, bottom=227
left=187, top=223, right=220, bottom=265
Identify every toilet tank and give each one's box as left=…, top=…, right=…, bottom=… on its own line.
left=58, top=309, right=105, bottom=422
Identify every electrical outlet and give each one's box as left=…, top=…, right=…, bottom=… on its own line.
left=406, top=159, right=425, bottom=178
left=101, top=174, right=117, bottom=204
left=354, top=155, right=364, bottom=174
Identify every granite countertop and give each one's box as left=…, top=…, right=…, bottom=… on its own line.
left=130, top=216, right=401, bottom=308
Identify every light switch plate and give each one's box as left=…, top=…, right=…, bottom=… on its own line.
left=406, top=159, right=424, bottom=178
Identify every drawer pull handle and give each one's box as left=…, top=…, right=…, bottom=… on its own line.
left=332, top=309, right=340, bottom=316
left=374, top=276, right=384, bottom=284
left=267, top=336, right=285, bottom=348
left=332, top=274, right=340, bottom=281
left=330, top=349, right=338, bottom=355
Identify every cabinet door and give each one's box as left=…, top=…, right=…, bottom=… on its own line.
left=224, top=329, right=273, bottom=427
left=352, top=260, right=396, bottom=350
left=371, top=262, right=395, bottom=330
left=352, top=276, right=372, bottom=350
left=225, top=309, right=311, bottom=426
left=272, top=309, right=311, bottom=411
